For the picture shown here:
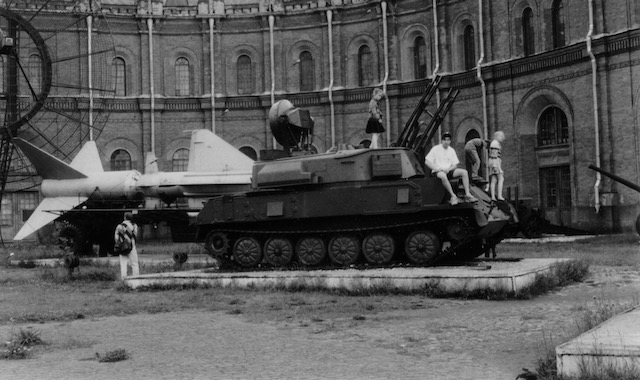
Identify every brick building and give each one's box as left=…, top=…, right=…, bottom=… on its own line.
left=3, top=0, right=640, bottom=240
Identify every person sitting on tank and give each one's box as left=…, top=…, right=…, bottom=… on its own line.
left=424, top=132, right=478, bottom=206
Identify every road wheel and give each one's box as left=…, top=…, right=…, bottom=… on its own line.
left=404, top=230, right=440, bottom=265
left=233, top=237, right=262, bottom=267
left=264, top=237, right=293, bottom=267
left=362, top=233, right=395, bottom=265
left=328, top=235, right=360, bottom=266
left=296, top=237, right=326, bottom=266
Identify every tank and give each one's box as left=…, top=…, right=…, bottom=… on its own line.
left=197, top=78, right=516, bottom=268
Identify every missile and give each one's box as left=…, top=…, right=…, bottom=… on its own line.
left=12, top=129, right=254, bottom=240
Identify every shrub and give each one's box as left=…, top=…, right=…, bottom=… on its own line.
left=96, top=348, right=130, bottom=363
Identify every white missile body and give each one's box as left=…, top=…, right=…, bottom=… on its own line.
left=13, top=129, right=254, bottom=240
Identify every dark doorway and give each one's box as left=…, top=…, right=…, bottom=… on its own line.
left=540, top=166, right=572, bottom=226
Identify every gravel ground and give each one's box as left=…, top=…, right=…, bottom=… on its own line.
left=1, top=265, right=639, bottom=380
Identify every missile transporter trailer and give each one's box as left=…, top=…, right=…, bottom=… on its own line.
left=197, top=77, right=516, bottom=268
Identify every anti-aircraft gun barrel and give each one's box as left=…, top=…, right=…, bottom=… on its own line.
left=588, top=164, right=640, bottom=193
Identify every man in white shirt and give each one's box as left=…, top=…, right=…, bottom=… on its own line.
left=425, top=132, right=478, bottom=205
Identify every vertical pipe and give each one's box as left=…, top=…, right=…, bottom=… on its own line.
left=209, top=17, right=216, bottom=133
left=587, top=0, right=601, bottom=213
left=87, top=15, right=93, bottom=141
left=381, top=2, right=390, bottom=146
left=327, top=9, right=335, bottom=148
left=477, top=0, right=488, bottom=140
left=269, top=14, right=276, bottom=149
left=147, top=15, right=155, bottom=154
left=432, top=0, right=442, bottom=140
left=431, top=0, right=439, bottom=78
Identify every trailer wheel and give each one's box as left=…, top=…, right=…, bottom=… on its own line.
left=58, top=223, right=91, bottom=256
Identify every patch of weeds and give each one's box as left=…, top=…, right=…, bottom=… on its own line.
left=132, top=281, right=215, bottom=292
left=228, top=308, right=243, bottom=315
left=0, top=328, right=46, bottom=360
left=37, top=267, right=117, bottom=283
left=96, top=348, right=130, bottom=363
left=16, top=260, right=36, bottom=269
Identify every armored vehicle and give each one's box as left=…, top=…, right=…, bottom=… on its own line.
left=197, top=78, right=515, bottom=268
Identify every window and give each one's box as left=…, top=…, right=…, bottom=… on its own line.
left=1, top=198, right=12, bottom=226
left=175, top=57, right=190, bottom=96
left=463, top=25, right=476, bottom=70
left=299, top=51, right=314, bottom=92
left=172, top=148, right=189, bottom=172
left=112, top=57, right=126, bottom=96
left=523, top=7, right=535, bottom=56
left=358, top=45, right=373, bottom=86
left=110, top=149, right=132, bottom=171
left=239, top=146, right=257, bottom=161
left=28, top=54, right=42, bottom=94
left=538, top=106, right=569, bottom=146
left=552, top=0, right=565, bottom=49
left=413, top=36, right=427, bottom=79
left=237, top=55, right=253, bottom=95
left=17, top=192, right=37, bottom=222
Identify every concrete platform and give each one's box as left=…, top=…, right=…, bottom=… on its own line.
left=124, top=258, right=571, bottom=293
left=10, top=253, right=217, bottom=269
left=556, top=306, right=640, bottom=377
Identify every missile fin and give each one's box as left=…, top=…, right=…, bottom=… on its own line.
left=188, top=129, right=254, bottom=172
left=70, top=141, right=104, bottom=174
left=13, top=138, right=87, bottom=180
left=14, top=196, right=88, bottom=240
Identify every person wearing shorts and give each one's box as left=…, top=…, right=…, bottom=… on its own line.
left=425, top=132, right=478, bottom=206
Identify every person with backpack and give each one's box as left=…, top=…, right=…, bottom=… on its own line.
left=114, top=212, right=139, bottom=279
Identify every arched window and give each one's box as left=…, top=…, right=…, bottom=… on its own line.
left=28, top=54, right=42, bottom=94
left=175, top=57, right=190, bottom=96
left=172, top=148, right=189, bottom=172
left=112, top=57, right=126, bottom=96
left=239, top=146, right=257, bottom=161
left=110, top=149, right=132, bottom=171
left=358, top=45, right=373, bottom=86
left=413, top=36, right=427, bottom=79
left=299, top=51, right=314, bottom=92
left=538, top=107, right=569, bottom=146
left=237, top=55, right=253, bottom=95
left=523, top=7, right=535, bottom=56
left=552, top=0, right=565, bottom=49
left=463, top=25, right=476, bottom=70
left=465, top=129, right=480, bottom=143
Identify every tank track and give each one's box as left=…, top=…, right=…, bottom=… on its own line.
left=203, top=215, right=486, bottom=270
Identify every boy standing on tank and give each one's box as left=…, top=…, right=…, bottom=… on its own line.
left=488, top=131, right=506, bottom=201
left=464, top=137, right=489, bottom=183
left=366, top=88, right=385, bottom=149
left=425, top=132, right=478, bottom=206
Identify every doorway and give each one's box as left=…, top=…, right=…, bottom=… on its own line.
left=539, top=166, right=571, bottom=226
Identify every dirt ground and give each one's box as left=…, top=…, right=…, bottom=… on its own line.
left=1, top=263, right=639, bottom=380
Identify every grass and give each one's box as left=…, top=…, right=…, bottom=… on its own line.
left=0, top=328, right=45, bottom=360
left=96, top=348, right=130, bottom=363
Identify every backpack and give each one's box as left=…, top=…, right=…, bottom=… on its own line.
left=114, top=222, right=134, bottom=255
